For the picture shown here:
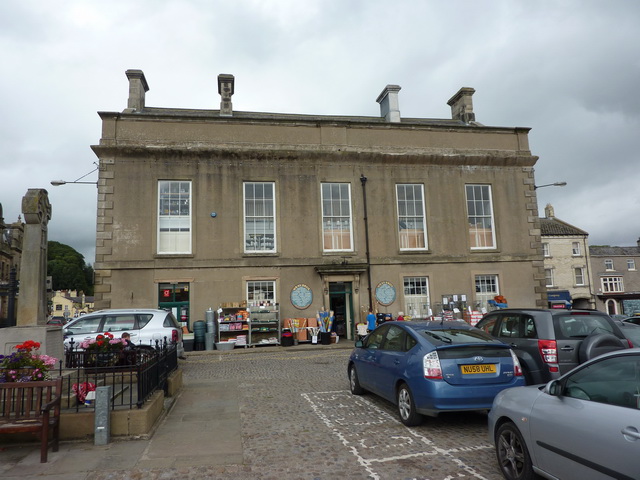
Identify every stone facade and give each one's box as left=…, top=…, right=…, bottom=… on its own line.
left=540, top=204, right=594, bottom=309
left=590, top=240, right=640, bottom=315
left=90, top=70, right=547, bottom=338
left=0, top=204, right=23, bottom=326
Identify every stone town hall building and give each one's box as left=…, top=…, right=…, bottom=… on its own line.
left=90, top=69, right=546, bottom=339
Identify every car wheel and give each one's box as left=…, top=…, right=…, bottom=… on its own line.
left=496, top=422, right=536, bottom=480
left=397, top=383, right=423, bottom=426
left=348, top=365, right=365, bottom=395
left=578, top=333, right=626, bottom=363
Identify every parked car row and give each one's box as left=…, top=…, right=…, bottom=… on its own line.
left=348, top=308, right=639, bottom=479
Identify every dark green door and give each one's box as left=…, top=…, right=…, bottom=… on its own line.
left=158, top=282, right=190, bottom=330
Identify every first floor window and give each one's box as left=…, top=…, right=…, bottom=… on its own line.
left=466, top=185, right=496, bottom=249
left=321, top=183, right=353, bottom=251
left=244, top=182, right=276, bottom=253
left=545, top=268, right=554, bottom=287
left=396, top=184, right=428, bottom=250
left=158, top=180, right=191, bottom=254
left=475, top=275, right=499, bottom=309
left=247, top=280, right=276, bottom=305
left=403, top=277, right=430, bottom=319
left=627, top=259, right=636, bottom=271
left=604, top=259, right=614, bottom=270
left=601, top=276, right=623, bottom=293
left=542, top=243, right=550, bottom=257
left=572, top=242, right=581, bottom=256
left=574, top=267, right=585, bottom=286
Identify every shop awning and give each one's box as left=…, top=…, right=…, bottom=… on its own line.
left=547, top=290, right=572, bottom=302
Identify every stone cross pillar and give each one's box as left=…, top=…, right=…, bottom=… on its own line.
left=17, top=189, right=52, bottom=326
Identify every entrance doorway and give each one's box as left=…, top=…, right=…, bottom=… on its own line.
left=158, top=282, right=190, bottom=329
left=329, top=282, right=354, bottom=339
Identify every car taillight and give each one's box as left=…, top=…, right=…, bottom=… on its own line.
left=172, top=329, right=179, bottom=343
left=538, top=339, right=558, bottom=364
left=423, top=351, right=443, bottom=379
left=510, top=349, right=523, bottom=376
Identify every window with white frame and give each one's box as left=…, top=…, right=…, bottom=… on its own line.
left=396, top=184, right=428, bottom=250
left=246, top=280, right=276, bottom=305
left=403, top=277, right=430, bottom=319
left=158, top=180, right=191, bottom=254
left=572, top=242, right=581, bottom=256
left=574, top=267, right=585, bottom=286
left=604, top=259, right=614, bottom=270
left=627, top=259, right=636, bottom=271
left=244, top=182, right=276, bottom=253
left=545, top=268, right=554, bottom=287
left=475, top=274, right=499, bottom=309
left=601, top=276, right=623, bottom=293
left=321, top=183, right=353, bottom=251
left=465, top=185, right=496, bottom=249
left=542, top=243, right=550, bottom=257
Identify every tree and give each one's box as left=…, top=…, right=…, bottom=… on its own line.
left=47, top=241, right=94, bottom=295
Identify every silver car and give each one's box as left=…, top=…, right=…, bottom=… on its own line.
left=488, top=348, right=640, bottom=480
left=63, top=308, right=184, bottom=357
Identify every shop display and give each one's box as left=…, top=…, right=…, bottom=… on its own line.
left=216, top=304, right=280, bottom=347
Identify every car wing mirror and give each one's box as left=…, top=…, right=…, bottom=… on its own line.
left=547, top=379, right=562, bottom=396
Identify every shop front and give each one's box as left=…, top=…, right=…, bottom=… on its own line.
left=158, top=282, right=191, bottom=329
left=547, top=290, right=572, bottom=309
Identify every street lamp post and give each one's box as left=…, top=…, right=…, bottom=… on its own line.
left=534, top=181, right=567, bottom=190
left=50, top=165, right=98, bottom=186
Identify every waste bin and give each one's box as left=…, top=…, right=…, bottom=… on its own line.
left=320, top=332, right=331, bottom=345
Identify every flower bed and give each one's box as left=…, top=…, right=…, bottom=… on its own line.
left=0, top=340, right=58, bottom=382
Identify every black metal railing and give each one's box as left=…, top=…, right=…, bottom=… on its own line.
left=58, top=339, right=178, bottom=411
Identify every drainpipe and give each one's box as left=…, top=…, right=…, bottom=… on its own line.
left=360, top=175, right=373, bottom=311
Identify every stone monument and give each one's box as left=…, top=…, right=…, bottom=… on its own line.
left=2, top=189, right=63, bottom=359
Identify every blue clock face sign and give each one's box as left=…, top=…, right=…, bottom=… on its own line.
left=375, top=281, right=396, bottom=306
left=291, top=284, right=313, bottom=309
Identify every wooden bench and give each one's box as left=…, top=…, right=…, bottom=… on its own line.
left=0, top=377, right=62, bottom=463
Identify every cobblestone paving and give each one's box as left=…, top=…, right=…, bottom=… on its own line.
left=95, top=348, right=505, bottom=480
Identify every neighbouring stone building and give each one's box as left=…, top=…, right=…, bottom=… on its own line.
left=540, top=204, right=594, bottom=309
left=590, top=239, right=640, bottom=316
left=90, top=69, right=548, bottom=339
left=0, top=204, right=23, bottom=326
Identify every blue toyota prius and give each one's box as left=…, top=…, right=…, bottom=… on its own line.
left=348, top=320, right=525, bottom=426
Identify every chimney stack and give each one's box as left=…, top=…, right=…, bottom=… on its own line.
left=447, top=87, right=476, bottom=123
left=218, top=74, right=235, bottom=117
left=124, top=69, right=149, bottom=112
left=545, top=204, right=555, bottom=218
left=376, top=85, right=401, bottom=123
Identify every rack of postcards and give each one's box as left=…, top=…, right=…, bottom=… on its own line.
left=216, top=302, right=280, bottom=347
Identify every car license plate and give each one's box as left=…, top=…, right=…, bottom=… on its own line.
left=461, top=364, right=496, bottom=374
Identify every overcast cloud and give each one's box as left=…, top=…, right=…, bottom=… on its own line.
left=1, top=0, right=639, bottom=263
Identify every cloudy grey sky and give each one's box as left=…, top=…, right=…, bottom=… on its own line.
left=1, top=0, right=639, bottom=263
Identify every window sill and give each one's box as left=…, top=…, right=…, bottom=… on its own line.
left=399, top=249, right=431, bottom=255
left=243, top=252, right=279, bottom=257
left=154, top=254, right=194, bottom=259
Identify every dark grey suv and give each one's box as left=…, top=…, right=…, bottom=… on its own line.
left=475, top=309, right=632, bottom=384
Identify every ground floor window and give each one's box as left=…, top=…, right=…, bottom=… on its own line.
left=403, top=277, right=430, bottom=319
left=247, top=280, right=276, bottom=307
left=475, top=275, right=499, bottom=310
